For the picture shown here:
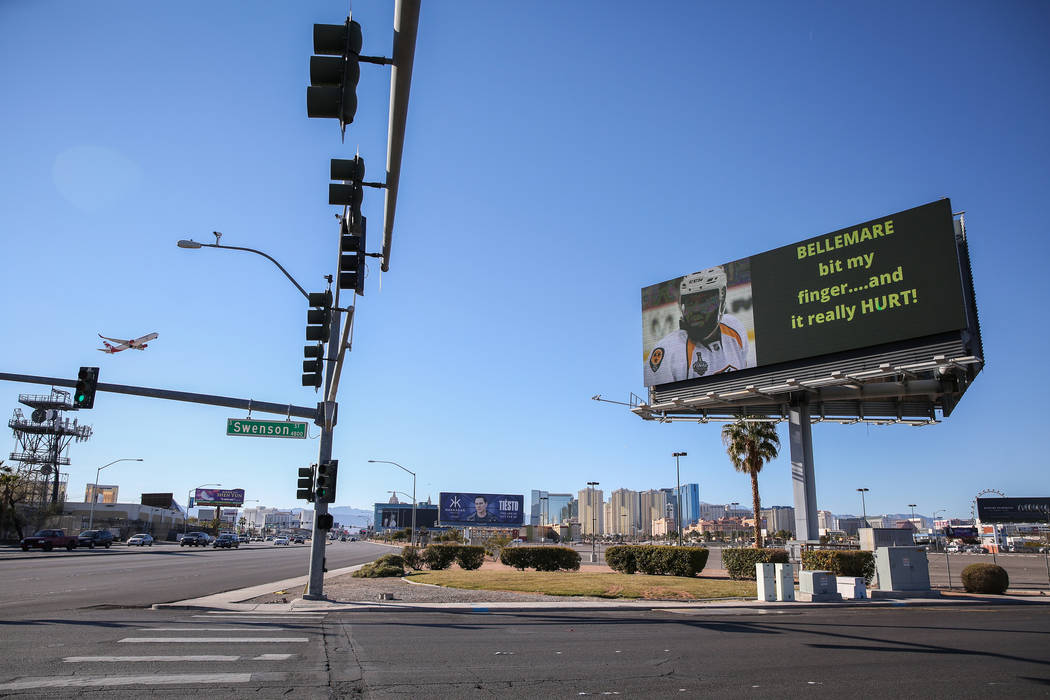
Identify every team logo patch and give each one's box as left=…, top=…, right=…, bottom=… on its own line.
left=692, top=353, right=708, bottom=375
left=649, top=347, right=665, bottom=372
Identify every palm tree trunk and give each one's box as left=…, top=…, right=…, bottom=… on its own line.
left=750, top=471, right=762, bottom=548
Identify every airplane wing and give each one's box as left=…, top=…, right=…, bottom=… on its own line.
left=99, top=333, right=133, bottom=345
left=131, top=332, right=159, bottom=344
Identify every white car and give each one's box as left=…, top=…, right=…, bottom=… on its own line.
left=273, top=537, right=290, bottom=546
left=127, top=533, right=154, bottom=547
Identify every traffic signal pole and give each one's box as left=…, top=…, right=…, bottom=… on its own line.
left=304, top=301, right=341, bottom=600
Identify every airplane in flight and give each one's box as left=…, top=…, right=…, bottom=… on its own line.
left=97, top=332, right=159, bottom=354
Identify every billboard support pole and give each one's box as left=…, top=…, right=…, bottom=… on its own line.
left=789, top=399, right=819, bottom=542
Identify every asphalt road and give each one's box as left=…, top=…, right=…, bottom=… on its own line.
left=1, top=604, right=1047, bottom=697
left=0, top=540, right=390, bottom=618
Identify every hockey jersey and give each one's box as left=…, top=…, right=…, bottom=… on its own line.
left=645, top=314, right=751, bottom=386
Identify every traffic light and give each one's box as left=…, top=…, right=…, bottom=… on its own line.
left=297, top=465, right=316, bottom=503
left=302, top=343, right=324, bottom=389
left=331, top=157, right=367, bottom=296
left=307, top=19, right=362, bottom=131
left=338, top=215, right=367, bottom=296
left=317, top=513, right=334, bottom=530
left=316, top=460, right=338, bottom=503
left=306, top=290, right=332, bottom=343
left=73, top=367, right=99, bottom=409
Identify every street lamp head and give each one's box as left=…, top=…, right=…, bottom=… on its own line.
left=177, top=239, right=203, bottom=249
left=857, top=487, right=869, bottom=492
left=673, top=451, right=687, bottom=457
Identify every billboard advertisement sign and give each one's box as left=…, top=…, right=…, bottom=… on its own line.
left=977, top=497, right=1050, bottom=524
left=377, top=507, right=439, bottom=530
left=642, top=200, right=968, bottom=386
left=943, top=526, right=978, bottom=538
left=194, top=488, right=245, bottom=507
left=439, top=493, right=524, bottom=526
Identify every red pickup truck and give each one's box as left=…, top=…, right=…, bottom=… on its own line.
left=21, top=529, right=78, bottom=551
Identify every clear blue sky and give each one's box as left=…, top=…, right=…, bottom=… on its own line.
left=2, top=1, right=1047, bottom=521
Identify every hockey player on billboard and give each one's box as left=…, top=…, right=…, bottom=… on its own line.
left=645, top=266, right=753, bottom=385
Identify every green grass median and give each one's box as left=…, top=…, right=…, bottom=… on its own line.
left=405, top=570, right=756, bottom=600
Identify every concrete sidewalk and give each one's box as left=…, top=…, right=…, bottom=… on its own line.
left=153, top=564, right=1050, bottom=614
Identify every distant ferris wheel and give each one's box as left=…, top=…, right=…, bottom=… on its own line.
left=972, top=488, right=1006, bottom=521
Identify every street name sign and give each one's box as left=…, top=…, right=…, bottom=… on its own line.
left=226, top=418, right=308, bottom=439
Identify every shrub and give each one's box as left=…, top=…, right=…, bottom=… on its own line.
left=353, top=564, right=405, bottom=578
left=722, top=547, right=789, bottom=580
left=375, top=553, right=404, bottom=569
left=532, top=546, right=581, bottom=572
left=801, top=550, right=875, bottom=584
left=961, top=563, right=1009, bottom=594
left=422, top=544, right=459, bottom=570
left=353, top=554, right=405, bottom=578
left=401, top=546, right=422, bottom=570
left=500, top=546, right=581, bottom=571
left=605, top=546, right=709, bottom=577
left=500, top=547, right=529, bottom=570
left=605, top=545, right=638, bottom=574
left=456, top=545, right=486, bottom=570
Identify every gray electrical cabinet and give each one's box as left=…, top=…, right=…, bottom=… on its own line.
left=874, top=546, right=931, bottom=591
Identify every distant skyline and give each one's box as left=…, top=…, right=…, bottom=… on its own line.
left=2, top=2, right=1048, bottom=523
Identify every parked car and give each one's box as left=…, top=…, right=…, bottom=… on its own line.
left=21, top=529, right=78, bottom=551
left=180, top=532, right=211, bottom=547
left=273, top=536, right=290, bottom=546
left=126, top=533, right=154, bottom=547
left=292, top=536, right=305, bottom=544
left=213, top=534, right=240, bottom=549
left=77, top=530, right=115, bottom=549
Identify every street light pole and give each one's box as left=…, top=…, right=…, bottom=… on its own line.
left=587, top=481, right=599, bottom=562
left=369, top=460, right=417, bottom=545
left=672, top=452, right=687, bottom=546
left=857, top=488, right=870, bottom=523
left=88, top=459, right=143, bottom=530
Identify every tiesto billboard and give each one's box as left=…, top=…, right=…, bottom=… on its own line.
left=439, top=493, right=524, bottom=526
left=642, top=200, right=968, bottom=387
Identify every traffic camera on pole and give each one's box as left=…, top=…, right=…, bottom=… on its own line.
left=307, top=19, right=362, bottom=135
left=73, top=367, right=99, bottom=409
left=297, top=465, right=317, bottom=503
left=316, top=460, right=338, bottom=503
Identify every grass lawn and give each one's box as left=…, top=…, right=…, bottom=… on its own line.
left=405, top=570, right=756, bottom=600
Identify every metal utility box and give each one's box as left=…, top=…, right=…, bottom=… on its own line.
left=756, top=563, right=777, bottom=601
left=775, top=563, right=795, bottom=602
left=836, top=576, right=867, bottom=600
left=874, top=546, right=931, bottom=591
left=859, top=528, right=914, bottom=551
left=798, top=570, right=842, bottom=602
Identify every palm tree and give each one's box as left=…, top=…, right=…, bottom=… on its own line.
left=721, top=418, right=781, bottom=548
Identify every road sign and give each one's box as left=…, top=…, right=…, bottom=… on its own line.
left=226, top=418, right=308, bottom=439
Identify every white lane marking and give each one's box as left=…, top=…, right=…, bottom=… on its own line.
left=0, top=673, right=253, bottom=690
left=138, top=627, right=284, bottom=631
left=199, top=612, right=323, bottom=616
left=253, top=654, right=294, bottom=660
left=119, top=637, right=309, bottom=643
left=65, top=655, right=238, bottom=663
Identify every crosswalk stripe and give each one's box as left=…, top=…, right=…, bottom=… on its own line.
left=119, top=637, right=309, bottom=643
left=0, top=673, right=254, bottom=690
left=65, top=656, right=238, bottom=663
left=199, top=612, right=323, bottom=616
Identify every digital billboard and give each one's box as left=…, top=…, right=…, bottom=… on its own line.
left=376, top=506, right=439, bottom=530
left=642, top=200, right=968, bottom=387
left=977, top=497, right=1050, bottom=524
left=194, top=488, right=245, bottom=507
left=439, top=493, right=524, bottom=526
